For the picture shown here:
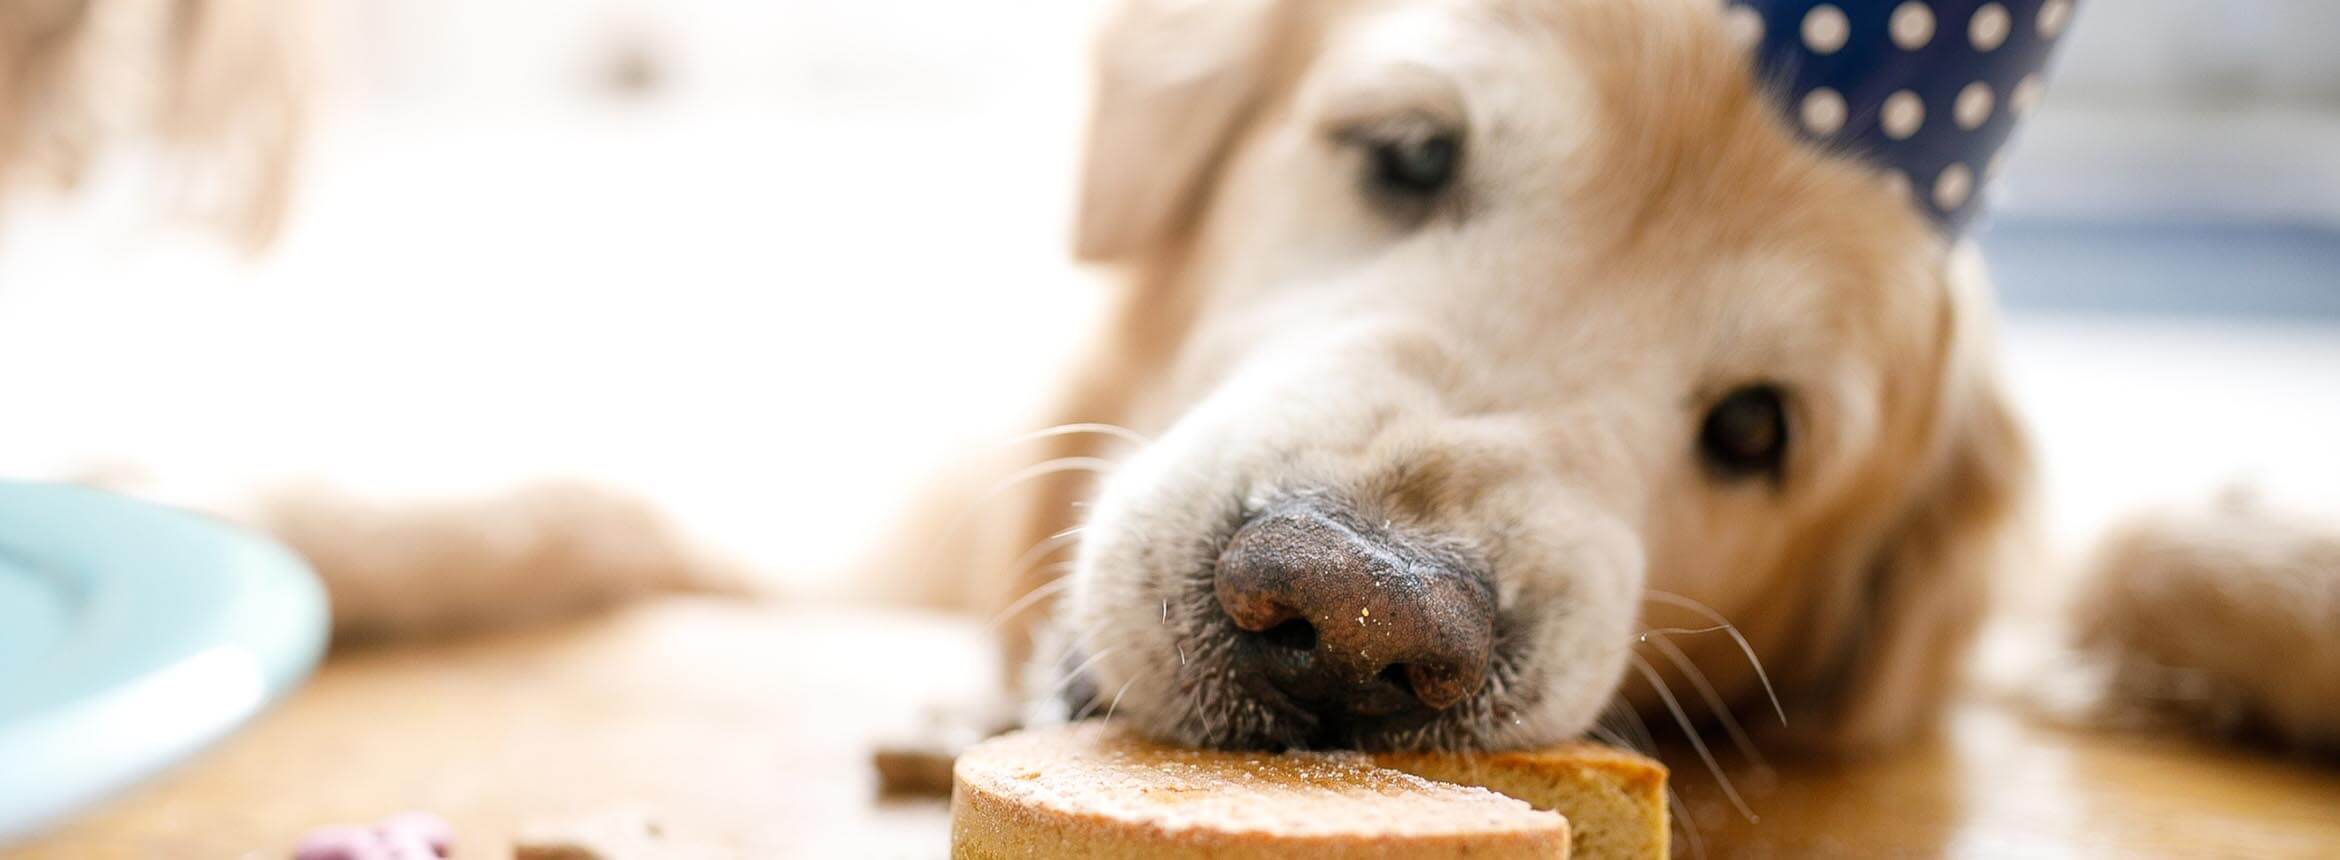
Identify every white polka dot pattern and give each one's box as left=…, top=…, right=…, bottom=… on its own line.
left=1890, top=2, right=1936, bottom=50
left=2011, top=74, right=2044, bottom=114
left=1954, top=81, right=1995, bottom=129
left=1933, top=163, right=1973, bottom=209
left=1801, top=87, right=1848, bottom=134
left=1882, top=90, right=1926, bottom=139
left=1969, top=3, right=2010, bottom=51
left=1725, top=0, right=2079, bottom=233
left=2037, top=0, right=2072, bottom=37
left=1724, top=5, right=1767, bottom=48
left=1802, top=5, right=1849, bottom=54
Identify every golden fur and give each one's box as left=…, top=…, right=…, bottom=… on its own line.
left=2067, top=493, right=2340, bottom=753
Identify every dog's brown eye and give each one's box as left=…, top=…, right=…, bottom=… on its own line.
left=1699, top=385, right=1789, bottom=480
left=1367, top=132, right=1460, bottom=198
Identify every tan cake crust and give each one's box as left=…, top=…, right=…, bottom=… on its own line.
left=1374, top=744, right=1670, bottom=860
left=951, top=723, right=1572, bottom=859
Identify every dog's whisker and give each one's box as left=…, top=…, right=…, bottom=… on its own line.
left=1633, top=654, right=1757, bottom=824
left=1047, top=623, right=1130, bottom=721
left=1603, top=684, right=1695, bottom=853
left=1637, top=623, right=1735, bottom=640
left=932, top=456, right=1116, bottom=559
left=1665, top=783, right=1709, bottom=860
left=1051, top=647, right=1116, bottom=696
left=981, top=572, right=1078, bottom=635
left=1072, top=678, right=1129, bottom=722
left=974, top=527, right=1086, bottom=630
left=998, top=422, right=1153, bottom=450
left=980, top=457, right=1117, bottom=505
left=1596, top=697, right=1660, bottom=758
left=1645, top=589, right=1787, bottom=726
left=1644, top=631, right=1772, bottom=773
left=1100, top=677, right=1139, bottom=723
left=1012, top=525, right=1085, bottom=573
left=1062, top=623, right=1124, bottom=667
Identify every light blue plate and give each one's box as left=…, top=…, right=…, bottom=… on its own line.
left=0, top=482, right=327, bottom=843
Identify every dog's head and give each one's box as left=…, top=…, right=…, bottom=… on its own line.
left=1050, top=0, right=2026, bottom=752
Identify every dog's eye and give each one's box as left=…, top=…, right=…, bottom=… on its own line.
left=1699, top=385, right=1790, bottom=480
left=1362, top=130, right=1462, bottom=199
left=1333, top=114, right=1464, bottom=213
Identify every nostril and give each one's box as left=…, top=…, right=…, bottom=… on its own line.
left=1377, top=663, right=1412, bottom=690
left=1377, top=662, right=1456, bottom=710
left=1402, top=661, right=1473, bottom=711
left=1261, top=618, right=1317, bottom=653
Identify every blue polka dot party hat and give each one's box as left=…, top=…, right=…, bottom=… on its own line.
left=1724, top=0, right=2079, bottom=234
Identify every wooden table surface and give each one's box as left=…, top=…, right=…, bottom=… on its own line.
left=10, top=597, right=2339, bottom=859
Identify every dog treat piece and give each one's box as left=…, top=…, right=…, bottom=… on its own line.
left=952, top=723, right=1572, bottom=859
left=873, top=740, right=962, bottom=797
left=1374, top=745, right=1669, bottom=860
left=874, top=699, right=1023, bottom=797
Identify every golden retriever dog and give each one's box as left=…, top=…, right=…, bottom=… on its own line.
left=882, top=0, right=2033, bottom=756
left=10, top=0, right=2330, bottom=765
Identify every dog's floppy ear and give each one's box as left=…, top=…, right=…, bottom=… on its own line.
left=1789, top=248, right=2033, bottom=751
left=1073, top=0, right=1288, bottom=263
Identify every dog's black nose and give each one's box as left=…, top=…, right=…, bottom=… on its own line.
left=1214, top=499, right=1494, bottom=716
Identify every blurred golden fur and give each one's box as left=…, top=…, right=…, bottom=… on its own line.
left=259, top=482, right=749, bottom=645
left=2069, top=493, right=2340, bottom=753
left=0, top=0, right=303, bottom=247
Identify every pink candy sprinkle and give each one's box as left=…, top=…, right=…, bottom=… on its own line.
left=377, top=812, right=454, bottom=857
left=292, top=812, right=453, bottom=860
left=292, top=826, right=384, bottom=860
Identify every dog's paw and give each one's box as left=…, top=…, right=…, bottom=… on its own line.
left=2066, top=491, right=2340, bottom=755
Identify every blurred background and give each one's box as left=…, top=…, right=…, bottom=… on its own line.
left=1, top=0, right=2335, bottom=594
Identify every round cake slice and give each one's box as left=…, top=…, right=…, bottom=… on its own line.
left=951, top=723, right=1571, bottom=859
